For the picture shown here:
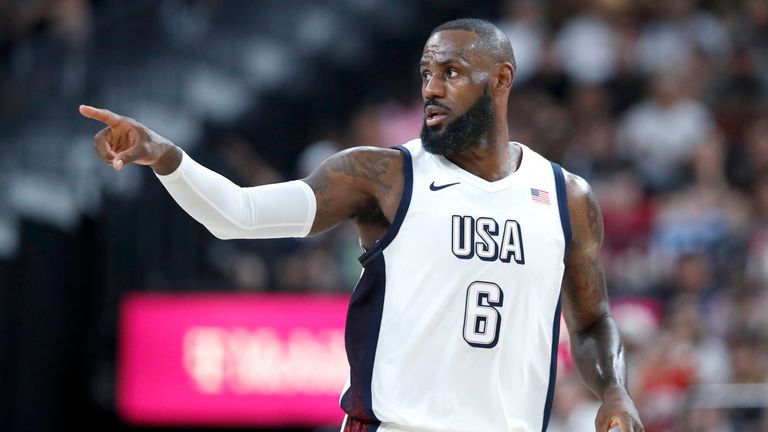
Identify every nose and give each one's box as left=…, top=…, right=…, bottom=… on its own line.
left=422, top=75, right=445, bottom=100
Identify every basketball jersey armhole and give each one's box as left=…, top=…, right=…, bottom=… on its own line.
left=542, top=162, right=571, bottom=432
left=550, top=162, right=572, bottom=260
left=358, top=145, right=414, bottom=266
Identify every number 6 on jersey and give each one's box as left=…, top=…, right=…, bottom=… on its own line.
left=463, top=281, right=504, bottom=348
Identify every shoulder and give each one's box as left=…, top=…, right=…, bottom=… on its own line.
left=303, top=145, right=404, bottom=194
left=316, top=145, right=403, bottom=167
left=562, top=169, right=603, bottom=246
left=340, top=145, right=404, bottom=160
left=329, top=146, right=404, bottom=179
left=563, top=170, right=593, bottom=204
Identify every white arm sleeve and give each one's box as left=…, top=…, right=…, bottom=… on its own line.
left=155, top=150, right=316, bottom=239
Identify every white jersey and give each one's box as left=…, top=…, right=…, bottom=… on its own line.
left=340, top=139, right=572, bottom=432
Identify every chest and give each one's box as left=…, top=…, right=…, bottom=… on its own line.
left=397, top=183, right=564, bottom=270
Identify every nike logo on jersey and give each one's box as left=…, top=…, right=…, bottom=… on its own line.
left=430, top=181, right=460, bottom=191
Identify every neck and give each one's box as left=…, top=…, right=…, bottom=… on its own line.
left=445, top=120, right=519, bottom=182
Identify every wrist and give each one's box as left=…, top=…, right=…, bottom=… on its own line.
left=151, top=143, right=183, bottom=175
left=600, top=381, right=628, bottom=400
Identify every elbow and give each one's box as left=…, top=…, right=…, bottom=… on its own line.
left=200, top=217, right=251, bottom=240
left=570, top=311, right=614, bottom=342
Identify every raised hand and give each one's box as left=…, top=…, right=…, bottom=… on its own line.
left=79, top=105, right=181, bottom=174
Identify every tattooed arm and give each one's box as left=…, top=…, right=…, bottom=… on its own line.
left=80, top=106, right=403, bottom=241
left=562, top=172, right=644, bottom=432
left=303, top=147, right=404, bottom=244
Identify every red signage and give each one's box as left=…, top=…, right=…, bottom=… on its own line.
left=117, top=292, right=350, bottom=427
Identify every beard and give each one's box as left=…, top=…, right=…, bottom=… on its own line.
left=421, top=86, right=495, bottom=157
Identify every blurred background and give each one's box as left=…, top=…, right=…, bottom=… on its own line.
left=1, top=0, right=767, bottom=431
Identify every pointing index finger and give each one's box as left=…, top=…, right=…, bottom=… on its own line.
left=79, top=105, right=124, bottom=128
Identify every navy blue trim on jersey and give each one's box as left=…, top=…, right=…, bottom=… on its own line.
left=358, top=145, right=413, bottom=266
left=542, top=163, right=571, bottom=431
left=340, top=253, right=386, bottom=424
left=550, top=162, right=572, bottom=258
left=541, top=296, right=562, bottom=432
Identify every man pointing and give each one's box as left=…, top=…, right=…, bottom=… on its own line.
left=82, top=18, right=643, bottom=432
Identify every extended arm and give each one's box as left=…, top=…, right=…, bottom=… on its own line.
left=79, top=105, right=401, bottom=241
left=154, top=150, right=317, bottom=239
left=562, top=172, right=643, bottom=432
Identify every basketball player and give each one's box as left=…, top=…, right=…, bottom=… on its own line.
left=81, top=18, right=643, bottom=432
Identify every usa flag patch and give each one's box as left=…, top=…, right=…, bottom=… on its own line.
left=530, top=188, right=550, bottom=205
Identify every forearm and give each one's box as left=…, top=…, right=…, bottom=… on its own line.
left=155, top=150, right=316, bottom=239
left=562, top=172, right=644, bottom=430
left=570, top=312, right=627, bottom=399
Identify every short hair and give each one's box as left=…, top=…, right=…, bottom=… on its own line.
left=431, top=18, right=516, bottom=70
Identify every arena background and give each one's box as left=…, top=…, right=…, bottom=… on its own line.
left=1, top=0, right=767, bottom=431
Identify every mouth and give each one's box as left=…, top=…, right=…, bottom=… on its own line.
left=425, top=106, right=448, bottom=127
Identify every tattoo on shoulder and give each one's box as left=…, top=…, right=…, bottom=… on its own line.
left=585, top=189, right=603, bottom=242
left=310, top=165, right=332, bottom=194
left=329, top=150, right=393, bottom=190
left=566, top=173, right=604, bottom=244
left=562, top=174, right=610, bottom=326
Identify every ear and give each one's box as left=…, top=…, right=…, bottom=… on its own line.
left=494, top=62, right=515, bottom=92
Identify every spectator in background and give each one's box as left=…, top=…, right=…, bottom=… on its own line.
left=617, top=69, right=713, bottom=192
left=733, top=117, right=768, bottom=190
left=633, top=297, right=729, bottom=431
left=723, top=281, right=768, bottom=342
left=729, top=0, right=768, bottom=79
left=725, top=328, right=768, bottom=430
left=496, top=0, right=546, bottom=85
left=568, top=84, right=612, bottom=125
left=633, top=0, right=730, bottom=75
left=634, top=306, right=699, bottom=431
left=676, top=407, right=734, bottom=432
left=506, top=89, right=572, bottom=161
left=648, top=130, right=750, bottom=278
left=592, top=164, right=654, bottom=295
left=669, top=287, right=731, bottom=385
left=564, top=117, right=626, bottom=180
left=727, top=328, right=767, bottom=386
left=708, top=45, right=765, bottom=148
left=547, top=373, right=601, bottom=432
left=553, top=0, right=622, bottom=85
left=746, top=172, right=768, bottom=284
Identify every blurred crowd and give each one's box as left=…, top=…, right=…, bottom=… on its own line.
left=1, top=0, right=767, bottom=431
left=497, top=1, right=768, bottom=431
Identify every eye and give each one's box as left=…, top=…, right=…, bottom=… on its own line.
left=446, top=69, right=459, bottom=79
left=421, top=70, right=432, bottom=80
